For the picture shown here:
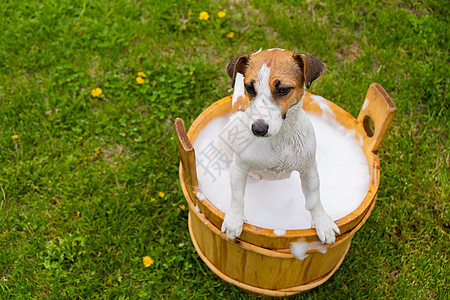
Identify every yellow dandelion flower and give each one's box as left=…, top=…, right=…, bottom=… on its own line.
left=143, top=256, right=154, bottom=267
left=226, top=32, right=235, bottom=38
left=11, top=134, right=19, bottom=140
left=179, top=204, right=186, bottom=210
left=188, top=11, right=192, bottom=17
left=78, top=136, right=83, bottom=140
left=150, top=198, right=156, bottom=202
left=136, top=76, right=145, bottom=84
left=158, top=192, right=165, bottom=198
left=218, top=11, right=226, bottom=18
left=189, top=71, right=194, bottom=76
left=91, top=88, right=102, bottom=97
left=137, top=54, right=142, bottom=59
left=199, top=11, right=209, bottom=20
left=137, top=71, right=146, bottom=78
left=216, top=59, right=222, bottom=64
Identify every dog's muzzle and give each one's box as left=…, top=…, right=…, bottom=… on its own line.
left=251, top=119, right=269, bottom=137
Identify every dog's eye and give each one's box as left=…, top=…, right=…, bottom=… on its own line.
left=245, top=83, right=256, bottom=96
left=277, top=87, right=292, bottom=96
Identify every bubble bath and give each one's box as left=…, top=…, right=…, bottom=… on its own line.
left=193, top=110, right=370, bottom=232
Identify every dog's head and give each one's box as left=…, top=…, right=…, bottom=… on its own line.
left=227, top=49, right=325, bottom=137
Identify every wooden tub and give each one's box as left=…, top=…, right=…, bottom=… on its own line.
left=175, top=83, right=395, bottom=296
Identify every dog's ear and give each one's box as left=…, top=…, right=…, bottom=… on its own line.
left=294, top=54, right=326, bottom=89
left=226, top=55, right=250, bottom=88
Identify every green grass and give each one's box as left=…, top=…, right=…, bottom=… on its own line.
left=0, top=0, right=448, bottom=298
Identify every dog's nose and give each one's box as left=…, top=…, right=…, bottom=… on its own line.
left=252, top=119, right=269, bottom=137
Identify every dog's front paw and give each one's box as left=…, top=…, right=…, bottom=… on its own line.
left=311, top=213, right=340, bottom=244
left=221, top=212, right=244, bottom=240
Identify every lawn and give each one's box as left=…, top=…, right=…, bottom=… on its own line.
left=0, top=0, right=448, bottom=298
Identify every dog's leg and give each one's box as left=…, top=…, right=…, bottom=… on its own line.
left=221, top=158, right=248, bottom=240
left=300, top=161, right=340, bottom=244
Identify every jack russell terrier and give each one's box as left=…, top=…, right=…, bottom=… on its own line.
left=220, top=48, right=340, bottom=244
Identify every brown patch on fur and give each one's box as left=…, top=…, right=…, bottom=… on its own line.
left=277, top=88, right=305, bottom=117
left=242, top=49, right=307, bottom=116
left=294, top=54, right=326, bottom=89
left=227, top=49, right=325, bottom=116
left=231, top=95, right=249, bottom=113
left=227, top=55, right=250, bottom=88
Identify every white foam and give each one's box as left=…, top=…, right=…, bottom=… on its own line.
left=193, top=108, right=370, bottom=231
left=273, top=229, right=286, bottom=236
left=290, top=238, right=326, bottom=260
left=318, top=247, right=328, bottom=254
left=196, top=191, right=207, bottom=201
left=310, top=95, right=335, bottom=120
left=290, top=239, right=311, bottom=260
left=267, top=48, right=286, bottom=52
left=231, top=73, right=245, bottom=106
left=363, top=98, right=369, bottom=110
left=252, top=48, right=262, bottom=55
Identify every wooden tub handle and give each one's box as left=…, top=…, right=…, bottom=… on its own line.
left=175, top=118, right=198, bottom=192
left=356, top=83, right=396, bottom=153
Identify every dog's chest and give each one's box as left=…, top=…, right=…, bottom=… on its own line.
left=258, top=147, right=298, bottom=180
left=223, top=110, right=315, bottom=172
left=241, top=138, right=304, bottom=172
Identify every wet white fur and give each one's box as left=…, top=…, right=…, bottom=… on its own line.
left=221, top=62, right=340, bottom=244
left=247, top=64, right=284, bottom=137
left=231, top=73, right=245, bottom=108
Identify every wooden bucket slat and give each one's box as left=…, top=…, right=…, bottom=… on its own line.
left=175, top=118, right=198, bottom=202
left=356, top=83, right=397, bottom=154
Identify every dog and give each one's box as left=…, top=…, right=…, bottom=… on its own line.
left=220, top=48, right=340, bottom=244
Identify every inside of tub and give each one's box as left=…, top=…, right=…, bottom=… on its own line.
left=193, top=110, right=370, bottom=232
